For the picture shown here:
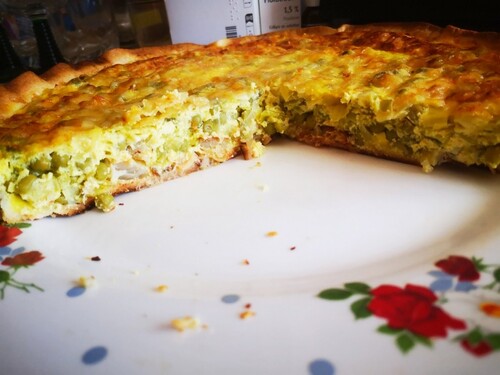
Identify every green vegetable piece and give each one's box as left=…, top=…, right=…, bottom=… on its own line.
left=56, top=195, right=68, bottom=204
left=95, top=159, right=111, bottom=180
left=370, top=123, right=386, bottom=134
left=191, top=115, right=202, bottom=128
left=31, top=156, right=52, bottom=173
left=76, top=158, right=93, bottom=170
left=385, top=129, right=398, bottom=141
left=16, top=175, right=37, bottom=195
left=203, top=119, right=217, bottom=133
left=51, top=152, right=70, bottom=169
left=95, top=193, right=115, bottom=212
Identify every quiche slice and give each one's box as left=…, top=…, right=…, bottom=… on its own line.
left=0, top=24, right=498, bottom=223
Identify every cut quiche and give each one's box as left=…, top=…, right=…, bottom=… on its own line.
left=0, top=24, right=498, bottom=223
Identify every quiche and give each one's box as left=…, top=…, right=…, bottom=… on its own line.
left=0, top=23, right=498, bottom=223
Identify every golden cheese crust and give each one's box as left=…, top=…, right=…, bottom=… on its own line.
left=0, top=43, right=200, bottom=119
left=0, top=23, right=498, bottom=222
left=3, top=24, right=498, bottom=119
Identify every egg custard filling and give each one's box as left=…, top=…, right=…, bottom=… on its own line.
left=0, top=24, right=498, bottom=223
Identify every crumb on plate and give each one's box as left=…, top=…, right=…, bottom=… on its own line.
left=76, top=275, right=96, bottom=288
left=171, top=316, right=201, bottom=332
left=239, top=310, right=256, bottom=320
left=266, top=231, right=278, bottom=237
left=155, top=284, right=169, bottom=293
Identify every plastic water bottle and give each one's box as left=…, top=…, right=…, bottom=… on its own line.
left=1, top=1, right=66, bottom=73
left=26, top=2, right=66, bottom=72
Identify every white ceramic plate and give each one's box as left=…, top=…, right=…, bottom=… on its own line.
left=1, top=140, right=500, bottom=374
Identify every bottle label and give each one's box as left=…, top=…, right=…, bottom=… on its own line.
left=259, top=0, right=301, bottom=33
left=166, top=0, right=302, bottom=44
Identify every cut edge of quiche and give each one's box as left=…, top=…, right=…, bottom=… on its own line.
left=0, top=23, right=498, bottom=223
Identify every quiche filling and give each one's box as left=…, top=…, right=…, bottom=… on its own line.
left=1, top=85, right=268, bottom=222
left=0, top=25, right=498, bottom=223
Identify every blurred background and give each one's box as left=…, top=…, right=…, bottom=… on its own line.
left=1, top=0, right=498, bottom=82
left=321, top=0, right=499, bottom=32
left=0, top=1, right=170, bottom=69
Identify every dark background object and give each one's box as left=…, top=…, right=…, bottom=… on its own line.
left=319, top=0, right=499, bottom=32
left=0, top=24, right=26, bottom=82
left=31, top=11, right=66, bottom=73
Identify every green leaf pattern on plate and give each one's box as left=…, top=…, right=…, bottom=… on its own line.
left=0, top=224, right=44, bottom=299
left=319, top=254, right=500, bottom=357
